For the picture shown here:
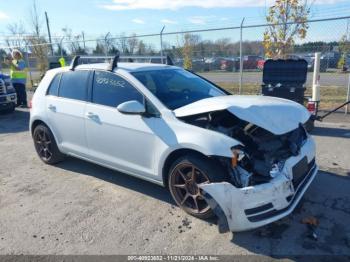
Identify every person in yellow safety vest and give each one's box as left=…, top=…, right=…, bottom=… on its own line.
left=7, top=49, right=28, bottom=108
left=59, top=57, right=66, bottom=67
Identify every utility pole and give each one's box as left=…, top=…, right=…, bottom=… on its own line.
left=160, top=26, right=165, bottom=64
left=59, top=36, right=65, bottom=58
left=44, top=11, right=54, bottom=56
left=104, top=32, right=111, bottom=57
left=82, top=31, right=86, bottom=51
left=239, top=18, right=245, bottom=95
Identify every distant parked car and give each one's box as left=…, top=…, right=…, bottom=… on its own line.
left=321, top=51, right=341, bottom=69
left=0, top=73, right=17, bottom=113
left=171, top=58, right=205, bottom=72
left=242, top=55, right=263, bottom=70
left=220, top=57, right=239, bottom=72
left=289, top=54, right=328, bottom=72
left=191, top=58, right=206, bottom=72
left=257, top=58, right=265, bottom=70
left=305, top=55, right=328, bottom=72
left=204, top=57, right=224, bottom=71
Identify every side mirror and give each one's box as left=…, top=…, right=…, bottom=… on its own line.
left=117, top=100, right=146, bottom=115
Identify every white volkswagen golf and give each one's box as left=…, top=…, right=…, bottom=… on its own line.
left=30, top=56, right=318, bottom=232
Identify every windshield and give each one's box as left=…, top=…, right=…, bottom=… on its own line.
left=131, top=69, right=226, bottom=110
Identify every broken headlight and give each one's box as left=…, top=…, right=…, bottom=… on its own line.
left=231, top=147, right=245, bottom=168
left=230, top=146, right=252, bottom=187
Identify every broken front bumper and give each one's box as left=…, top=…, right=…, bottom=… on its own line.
left=200, top=137, right=317, bottom=232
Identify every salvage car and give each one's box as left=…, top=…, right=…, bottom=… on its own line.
left=30, top=56, right=318, bottom=232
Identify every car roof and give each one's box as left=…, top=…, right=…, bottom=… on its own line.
left=73, top=62, right=177, bottom=72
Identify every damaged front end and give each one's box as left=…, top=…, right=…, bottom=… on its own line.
left=179, top=109, right=317, bottom=232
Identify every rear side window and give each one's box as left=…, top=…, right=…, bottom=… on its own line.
left=47, top=73, right=61, bottom=96
left=59, top=70, right=89, bottom=101
left=92, top=71, right=143, bottom=107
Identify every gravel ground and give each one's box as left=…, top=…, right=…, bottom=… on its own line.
left=0, top=106, right=349, bottom=257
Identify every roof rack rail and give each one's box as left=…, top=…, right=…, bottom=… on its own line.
left=68, top=54, right=174, bottom=71
left=166, top=55, right=174, bottom=65
left=69, top=55, right=80, bottom=71
left=108, top=53, right=120, bottom=72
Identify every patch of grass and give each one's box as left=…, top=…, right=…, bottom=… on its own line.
left=215, top=82, right=348, bottom=110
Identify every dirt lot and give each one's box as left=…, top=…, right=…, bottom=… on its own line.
left=0, top=106, right=349, bottom=257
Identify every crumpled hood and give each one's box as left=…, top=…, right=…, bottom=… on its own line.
left=174, top=95, right=310, bottom=135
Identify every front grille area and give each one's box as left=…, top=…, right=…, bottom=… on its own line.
left=244, top=203, right=273, bottom=216
left=0, top=79, right=6, bottom=95
left=247, top=159, right=316, bottom=223
left=293, top=158, right=315, bottom=188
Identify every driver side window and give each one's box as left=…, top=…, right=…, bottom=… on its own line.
left=92, top=71, right=143, bottom=107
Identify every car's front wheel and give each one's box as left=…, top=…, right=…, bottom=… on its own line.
left=33, top=124, right=65, bottom=164
left=168, top=153, right=226, bottom=219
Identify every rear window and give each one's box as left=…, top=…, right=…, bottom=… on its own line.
left=59, top=70, right=89, bottom=101
left=47, top=73, right=61, bottom=96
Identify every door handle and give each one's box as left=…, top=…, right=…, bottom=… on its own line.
left=86, top=112, right=98, bottom=119
left=48, top=104, right=56, bottom=111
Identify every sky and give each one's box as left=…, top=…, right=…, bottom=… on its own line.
left=0, top=0, right=350, bottom=47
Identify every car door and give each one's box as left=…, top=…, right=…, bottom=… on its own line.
left=84, top=70, right=161, bottom=178
left=46, top=70, right=91, bottom=156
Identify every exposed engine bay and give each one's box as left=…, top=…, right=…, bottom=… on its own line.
left=179, top=110, right=308, bottom=188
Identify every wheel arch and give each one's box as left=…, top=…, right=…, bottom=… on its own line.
left=161, top=148, right=227, bottom=188
left=31, top=119, right=48, bottom=135
left=30, top=119, right=60, bottom=148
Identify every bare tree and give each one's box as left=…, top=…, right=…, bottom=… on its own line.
left=137, top=40, right=146, bottom=55
left=62, top=27, right=86, bottom=55
left=104, top=32, right=116, bottom=55
left=5, top=22, right=26, bottom=50
left=127, top=34, right=138, bottom=55
left=27, top=0, right=49, bottom=74
left=215, top=38, right=231, bottom=56
left=117, top=33, right=129, bottom=54
left=29, top=0, right=42, bottom=37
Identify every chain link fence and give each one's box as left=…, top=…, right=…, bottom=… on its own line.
left=1, top=16, right=350, bottom=110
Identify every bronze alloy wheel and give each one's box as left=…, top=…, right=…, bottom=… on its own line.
left=169, top=162, right=211, bottom=216
left=34, top=128, right=53, bottom=161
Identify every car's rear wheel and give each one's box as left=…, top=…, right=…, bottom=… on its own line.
left=168, top=153, right=226, bottom=219
left=33, top=124, right=65, bottom=164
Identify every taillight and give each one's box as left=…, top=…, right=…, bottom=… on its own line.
left=307, top=101, right=316, bottom=115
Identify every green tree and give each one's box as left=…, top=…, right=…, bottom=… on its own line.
left=181, top=34, right=200, bottom=69
left=263, top=0, right=310, bottom=58
left=338, top=35, right=350, bottom=70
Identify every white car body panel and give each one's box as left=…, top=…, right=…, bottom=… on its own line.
left=174, top=95, right=310, bottom=135
left=46, top=96, right=88, bottom=156
left=29, top=63, right=318, bottom=232
left=84, top=102, right=160, bottom=178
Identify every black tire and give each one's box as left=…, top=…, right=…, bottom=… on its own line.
left=33, top=124, right=65, bottom=164
left=7, top=104, right=15, bottom=113
left=168, top=153, right=226, bottom=219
